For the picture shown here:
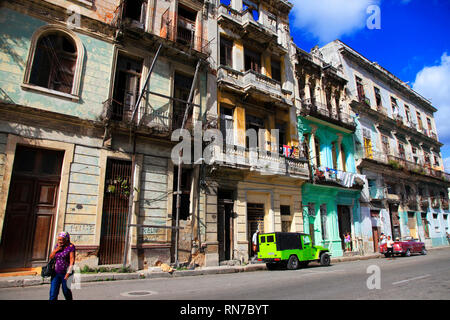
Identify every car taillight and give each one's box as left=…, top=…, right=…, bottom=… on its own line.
left=257, top=259, right=262, bottom=261
left=274, top=258, right=280, bottom=261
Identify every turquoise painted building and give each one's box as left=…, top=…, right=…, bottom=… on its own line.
left=298, top=115, right=364, bottom=258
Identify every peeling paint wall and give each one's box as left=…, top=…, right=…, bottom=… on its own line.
left=0, top=8, right=114, bottom=121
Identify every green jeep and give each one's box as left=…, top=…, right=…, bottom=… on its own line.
left=257, top=232, right=331, bottom=270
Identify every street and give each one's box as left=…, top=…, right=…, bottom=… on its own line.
left=0, top=248, right=449, bottom=300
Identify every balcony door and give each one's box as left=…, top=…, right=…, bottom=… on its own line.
left=112, top=54, right=143, bottom=121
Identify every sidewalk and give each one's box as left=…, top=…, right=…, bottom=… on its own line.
left=1, top=246, right=447, bottom=289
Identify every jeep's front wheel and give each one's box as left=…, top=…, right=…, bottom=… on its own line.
left=320, top=253, right=331, bottom=266
left=287, top=255, right=299, bottom=270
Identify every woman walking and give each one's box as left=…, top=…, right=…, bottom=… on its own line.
left=49, top=231, right=75, bottom=300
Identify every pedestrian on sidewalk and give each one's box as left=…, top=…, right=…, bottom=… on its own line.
left=344, top=233, right=352, bottom=252
left=48, top=231, right=76, bottom=300
left=386, top=235, right=394, bottom=259
left=252, top=228, right=260, bottom=260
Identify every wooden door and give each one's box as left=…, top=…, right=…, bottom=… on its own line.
left=0, top=179, right=35, bottom=268
left=0, top=146, right=62, bottom=269
left=372, top=227, right=380, bottom=252
left=218, top=201, right=233, bottom=262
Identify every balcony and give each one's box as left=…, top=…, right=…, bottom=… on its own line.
left=217, top=66, right=290, bottom=106
left=313, top=167, right=365, bottom=189
left=359, top=149, right=450, bottom=182
left=160, top=12, right=210, bottom=55
left=211, top=144, right=309, bottom=179
left=442, top=198, right=449, bottom=210
left=301, top=98, right=356, bottom=131
left=102, top=98, right=172, bottom=134
left=369, top=186, right=385, bottom=200
left=217, top=5, right=278, bottom=45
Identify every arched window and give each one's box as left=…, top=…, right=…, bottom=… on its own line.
left=23, top=25, right=85, bottom=99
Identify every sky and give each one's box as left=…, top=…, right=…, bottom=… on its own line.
left=288, top=0, right=450, bottom=170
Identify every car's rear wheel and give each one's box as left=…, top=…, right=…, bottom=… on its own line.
left=266, top=263, right=278, bottom=271
left=320, top=253, right=331, bottom=266
left=287, top=255, right=299, bottom=270
left=421, top=247, right=427, bottom=255
left=405, top=249, right=411, bottom=257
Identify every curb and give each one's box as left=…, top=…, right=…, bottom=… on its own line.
left=1, top=246, right=448, bottom=289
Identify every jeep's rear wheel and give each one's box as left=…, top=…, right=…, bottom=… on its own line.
left=320, top=253, right=331, bottom=266
left=287, top=255, right=299, bottom=270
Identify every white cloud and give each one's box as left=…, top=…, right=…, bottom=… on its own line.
left=290, top=0, right=380, bottom=44
left=412, top=53, right=450, bottom=147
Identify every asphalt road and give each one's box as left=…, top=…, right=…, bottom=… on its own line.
left=0, top=248, right=449, bottom=301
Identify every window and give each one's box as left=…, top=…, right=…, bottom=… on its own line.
left=220, top=107, right=234, bottom=146
left=320, top=204, right=328, bottom=240
left=398, top=143, right=405, bottom=159
left=173, top=72, right=194, bottom=130
left=112, top=53, right=143, bottom=121
left=381, top=135, right=390, bottom=154
left=332, top=142, right=338, bottom=170
left=374, top=87, right=382, bottom=107
left=416, top=112, right=423, bottom=131
left=424, top=153, right=431, bottom=167
left=266, top=235, right=274, bottom=243
left=434, top=154, right=440, bottom=167
left=340, top=144, right=346, bottom=172
left=172, top=166, right=193, bottom=220
left=24, top=25, right=86, bottom=100
left=123, top=0, right=147, bottom=25
left=280, top=205, right=291, bottom=216
left=177, top=4, right=197, bottom=46
left=387, top=183, right=396, bottom=195
left=314, top=137, right=321, bottom=167
left=276, top=122, right=287, bottom=154
left=244, top=48, right=261, bottom=73
left=271, top=59, right=281, bottom=82
left=246, top=114, right=264, bottom=149
left=356, top=76, right=365, bottom=103
left=390, top=97, right=399, bottom=115
left=405, top=105, right=412, bottom=123
left=363, top=130, right=373, bottom=159
left=220, top=37, right=233, bottom=67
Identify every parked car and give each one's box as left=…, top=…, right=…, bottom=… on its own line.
left=379, top=236, right=427, bottom=257
left=257, top=232, right=331, bottom=270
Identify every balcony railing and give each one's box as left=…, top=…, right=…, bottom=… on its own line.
left=358, top=148, right=450, bottom=182
left=302, top=98, right=356, bottom=128
left=217, top=66, right=288, bottom=104
left=217, top=4, right=277, bottom=40
left=159, top=15, right=210, bottom=55
left=212, top=144, right=309, bottom=177
left=103, top=98, right=172, bottom=132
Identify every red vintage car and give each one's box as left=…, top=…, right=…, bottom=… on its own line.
left=379, top=237, right=427, bottom=257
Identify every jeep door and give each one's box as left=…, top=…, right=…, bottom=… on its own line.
left=301, top=235, right=313, bottom=261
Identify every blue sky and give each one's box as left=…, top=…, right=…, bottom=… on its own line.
left=289, top=0, right=450, bottom=169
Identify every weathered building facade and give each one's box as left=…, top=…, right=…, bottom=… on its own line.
left=320, top=40, right=450, bottom=253
left=294, top=46, right=366, bottom=257
left=0, top=0, right=217, bottom=271
left=209, top=0, right=309, bottom=265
